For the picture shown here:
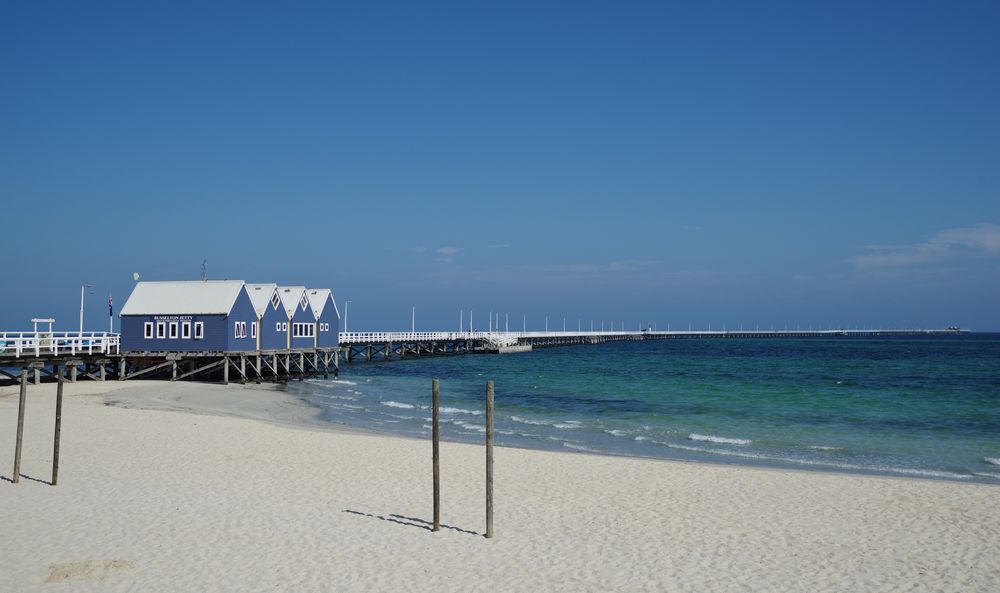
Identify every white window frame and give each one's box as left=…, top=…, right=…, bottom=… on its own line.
left=169, top=322, right=178, bottom=339
left=275, top=321, right=281, bottom=332
left=144, top=322, right=154, bottom=338
left=194, top=322, right=204, bottom=340
left=251, top=322, right=257, bottom=339
left=156, top=322, right=166, bottom=339
left=282, top=322, right=287, bottom=332
left=300, top=295, right=309, bottom=311
left=241, top=321, right=247, bottom=338
left=271, top=292, right=281, bottom=310
left=181, top=321, right=191, bottom=339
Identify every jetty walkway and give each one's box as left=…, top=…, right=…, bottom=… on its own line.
left=337, top=327, right=965, bottom=362
left=1, top=327, right=967, bottom=382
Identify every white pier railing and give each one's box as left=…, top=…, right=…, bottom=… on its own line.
left=339, top=331, right=520, bottom=347
left=0, top=332, right=121, bottom=358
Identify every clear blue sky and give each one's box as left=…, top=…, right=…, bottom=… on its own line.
left=3, top=1, right=999, bottom=332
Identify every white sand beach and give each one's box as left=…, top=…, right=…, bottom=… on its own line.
left=1, top=380, right=997, bottom=593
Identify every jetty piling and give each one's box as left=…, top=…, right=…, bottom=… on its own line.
left=486, top=379, right=494, bottom=539
left=52, top=365, right=64, bottom=486
left=12, top=368, right=27, bottom=484
left=432, top=378, right=441, bottom=532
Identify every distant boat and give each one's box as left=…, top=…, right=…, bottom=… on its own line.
left=947, top=326, right=962, bottom=332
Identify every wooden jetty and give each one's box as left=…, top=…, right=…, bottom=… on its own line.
left=0, top=330, right=338, bottom=384
left=336, top=327, right=968, bottom=363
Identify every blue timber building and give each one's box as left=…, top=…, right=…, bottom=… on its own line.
left=276, top=286, right=317, bottom=350
left=119, top=280, right=258, bottom=352
left=246, top=283, right=290, bottom=351
left=306, top=288, right=340, bottom=348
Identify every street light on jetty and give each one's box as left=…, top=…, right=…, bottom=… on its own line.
left=79, top=283, right=93, bottom=336
left=344, top=300, right=352, bottom=333
left=412, top=306, right=416, bottom=334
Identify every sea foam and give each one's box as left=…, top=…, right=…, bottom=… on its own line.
left=440, top=406, right=482, bottom=416
left=381, top=401, right=415, bottom=409
left=984, top=457, right=1000, bottom=466
left=688, top=433, right=752, bottom=445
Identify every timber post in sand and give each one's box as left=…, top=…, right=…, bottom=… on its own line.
left=52, top=366, right=64, bottom=486
left=12, top=369, right=28, bottom=484
left=486, top=379, right=494, bottom=539
left=432, top=379, right=441, bottom=532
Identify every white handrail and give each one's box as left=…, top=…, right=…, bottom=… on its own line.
left=337, top=328, right=946, bottom=344
left=0, top=332, right=120, bottom=357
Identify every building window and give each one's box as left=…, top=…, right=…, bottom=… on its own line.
left=275, top=322, right=281, bottom=332
left=156, top=322, right=166, bottom=339
left=235, top=322, right=247, bottom=339
left=194, top=322, right=204, bottom=340
left=282, top=322, right=287, bottom=332
left=182, top=322, right=191, bottom=339
left=271, top=292, right=281, bottom=310
left=169, top=322, right=178, bottom=339
left=300, top=294, right=309, bottom=311
left=251, top=323, right=257, bottom=339
left=144, top=322, right=153, bottom=338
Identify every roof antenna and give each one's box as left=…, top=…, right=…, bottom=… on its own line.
left=201, top=259, right=208, bottom=281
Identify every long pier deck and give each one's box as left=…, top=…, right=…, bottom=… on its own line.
left=337, top=328, right=967, bottom=362
left=3, top=328, right=967, bottom=381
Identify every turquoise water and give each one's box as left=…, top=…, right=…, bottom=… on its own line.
left=287, top=335, right=1000, bottom=482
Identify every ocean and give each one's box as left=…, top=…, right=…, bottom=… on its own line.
left=287, top=335, right=1000, bottom=483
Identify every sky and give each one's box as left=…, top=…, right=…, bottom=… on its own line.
left=2, top=1, right=999, bottom=332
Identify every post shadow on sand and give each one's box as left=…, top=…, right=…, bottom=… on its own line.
left=342, top=510, right=481, bottom=537
left=1, top=473, right=52, bottom=485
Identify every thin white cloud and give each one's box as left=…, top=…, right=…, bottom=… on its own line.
left=435, top=247, right=462, bottom=256
left=523, top=260, right=658, bottom=275
left=850, top=223, right=1000, bottom=269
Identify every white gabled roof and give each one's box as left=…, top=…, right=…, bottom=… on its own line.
left=306, top=288, right=340, bottom=320
left=276, top=286, right=307, bottom=319
left=246, top=283, right=278, bottom=317
left=120, top=280, right=247, bottom=316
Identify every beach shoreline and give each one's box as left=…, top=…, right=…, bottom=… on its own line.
left=2, top=380, right=998, bottom=592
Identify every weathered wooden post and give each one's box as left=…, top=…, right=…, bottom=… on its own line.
left=52, top=366, right=64, bottom=486
left=432, top=378, right=441, bottom=532
left=223, top=356, right=229, bottom=385
left=486, top=379, right=494, bottom=538
left=12, top=368, right=28, bottom=484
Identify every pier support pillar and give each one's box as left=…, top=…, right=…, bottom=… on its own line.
left=99, top=364, right=105, bottom=381
left=171, top=361, right=178, bottom=381
left=33, top=368, right=40, bottom=385
left=70, top=365, right=77, bottom=383
left=119, top=358, right=127, bottom=381
left=223, top=357, right=229, bottom=385
left=240, top=355, right=246, bottom=384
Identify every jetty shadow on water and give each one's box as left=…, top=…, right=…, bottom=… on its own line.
left=342, top=509, right=480, bottom=536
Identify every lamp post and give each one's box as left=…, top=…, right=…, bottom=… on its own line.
left=79, top=283, right=92, bottom=336
left=344, top=300, right=352, bottom=333
left=412, top=306, right=415, bottom=334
